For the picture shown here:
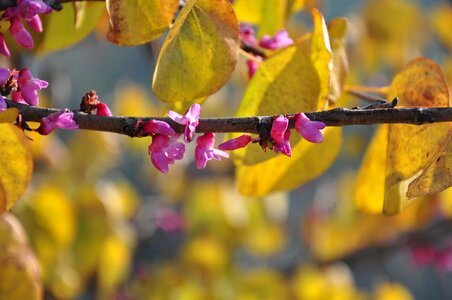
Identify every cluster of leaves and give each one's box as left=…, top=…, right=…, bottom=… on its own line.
left=0, top=0, right=452, bottom=299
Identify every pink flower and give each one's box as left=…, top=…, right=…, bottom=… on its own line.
left=195, top=133, right=229, bottom=169
left=155, top=207, right=184, bottom=232
left=148, top=135, right=185, bottom=174
left=0, top=68, right=10, bottom=86
left=271, top=115, right=291, bottom=157
left=9, top=16, right=33, bottom=48
left=434, top=249, right=452, bottom=272
left=240, top=23, right=257, bottom=46
left=17, top=0, right=52, bottom=19
left=0, top=97, right=7, bottom=111
left=219, top=134, right=255, bottom=151
left=294, top=113, right=325, bottom=143
left=36, top=109, right=79, bottom=135
left=141, top=119, right=175, bottom=136
left=168, top=103, right=200, bottom=143
left=15, top=68, right=48, bottom=106
left=259, top=29, right=294, bottom=50
left=0, top=33, right=10, bottom=57
left=95, top=102, right=112, bottom=116
left=246, top=56, right=263, bottom=78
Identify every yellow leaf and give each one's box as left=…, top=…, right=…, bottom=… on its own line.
left=152, top=0, right=239, bottom=102
left=355, top=58, right=451, bottom=214
left=310, top=8, right=333, bottom=111
left=432, top=5, right=452, bottom=49
left=374, top=282, right=413, bottom=300
left=0, top=108, right=19, bottom=123
left=0, top=124, right=33, bottom=210
left=0, top=213, right=42, bottom=300
left=106, top=0, right=179, bottom=45
left=0, top=182, right=5, bottom=213
left=35, top=3, right=105, bottom=54
left=355, top=125, right=388, bottom=214
left=183, top=235, right=227, bottom=273
left=236, top=127, right=342, bottom=196
left=327, top=18, right=349, bottom=104
left=407, top=130, right=452, bottom=197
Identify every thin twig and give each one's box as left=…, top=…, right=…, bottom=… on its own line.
left=6, top=100, right=452, bottom=137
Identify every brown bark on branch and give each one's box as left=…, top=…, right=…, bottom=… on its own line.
left=6, top=100, right=452, bottom=137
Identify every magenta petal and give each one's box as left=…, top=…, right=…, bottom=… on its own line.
left=37, top=109, right=78, bottom=135
left=294, top=113, right=325, bottom=143
left=9, top=17, right=34, bottom=48
left=259, top=29, right=294, bottom=50
left=167, top=110, right=184, bottom=124
left=96, top=102, right=113, bottom=116
left=142, top=120, right=175, bottom=136
left=0, top=33, right=10, bottom=57
left=148, top=135, right=185, bottom=173
left=270, top=115, right=288, bottom=143
left=219, top=134, right=253, bottom=150
left=26, top=15, right=42, bottom=32
left=151, top=151, right=169, bottom=174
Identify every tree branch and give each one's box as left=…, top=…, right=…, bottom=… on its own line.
left=6, top=100, right=452, bottom=137
left=0, top=0, right=104, bottom=10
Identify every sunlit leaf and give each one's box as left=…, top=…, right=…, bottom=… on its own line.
left=355, top=58, right=451, bottom=214
left=0, top=124, right=33, bottom=210
left=183, top=235, right=227, bottom=273
left=106, top=0, right=179, bottom=45
left=152, top=0, right=239, bottom=103
left=407, top=131, right=452, bottom=198
left=35, top=3, right=105, bottom=54
left=0, top=213, right=42, bottom=300
left=236, top=127, right=342, bottom=196
left=310, top=8, right=333, bottom=111
left=233, top=0, right=285, bottom=36
left=0, top=108, right=19, bottom=123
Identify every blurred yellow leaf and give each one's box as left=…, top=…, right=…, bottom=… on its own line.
left=236, top=127, right=342, bottom=197
left=152, top=0, right=239, bottom=102
left=0, top=108, right=19, bottom=123
left=0, top=213, right=42, bottom=300
left=431, top=5, right=452, bottom=49
left=242, top=224, right=285, bottom=256
left=35, top=3, right=105, bottom=54
left=327, top=18, right=349, bottom=104
left=237, top=270, right=288, bottom=299
left=183, top=235, right=227, bottom=273
left=374, top=282, right=413, bottom=300
left=233, top=0, right=285, bottom=36
left=0, top=182, right=5, bottom=213
left=106, top=0, right=179, bottom=45
left=355, top=58, right=451, bottom=214
left=0, top=124, right=33, bottom=210
left=98, top=225, right=134, bottom=295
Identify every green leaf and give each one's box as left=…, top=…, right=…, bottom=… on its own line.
left=0, top=124, right=33, bottom=210
left=106, top=0, right=179, bottom=45
left=34, top=3, right=105, bottom=55
left=153, top=0, right=239, bottom=103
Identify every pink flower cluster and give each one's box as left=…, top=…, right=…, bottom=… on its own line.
left=0, top=0, right=52, bottom=56
left=0, top=67, right=48, bottom=110
left=240, top=24, right=294, bottom=77
left=145, top=104, right=228, bottom=173
left=219, top=113, right=326, bottom=156
left=410, top=243, right=452, bottom=273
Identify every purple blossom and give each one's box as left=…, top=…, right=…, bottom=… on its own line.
left=219, top=134, right=255, bottom=151
left=195, top=133, right=229, bottom=169
left=270, top=115, right=291, bottom=157
left=141, top=119, right=175, bottom=136
left=294, top=113, right=325, bottom=143
left=0, top=33, right=10, bottom=57
left=240, top=23, right=257, bottom=46
left=148, top=135, right=185, bottom=174
left=15, top=68, right=48, bottom=106
left=95, top=102, right=113, bottom=116
left=9, top=16, right=33, bottom=48
left=0, top=68, right=10, bottom=86
left=0, top=97, right=7, bottom=111
left=168, top=103, right=201, bottom=143
left=259, top=29, right=294, bottom=50
left=36, top=109, right=79, bottom=135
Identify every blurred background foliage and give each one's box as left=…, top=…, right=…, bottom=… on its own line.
left=2, top=0, right=452, bottom=299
